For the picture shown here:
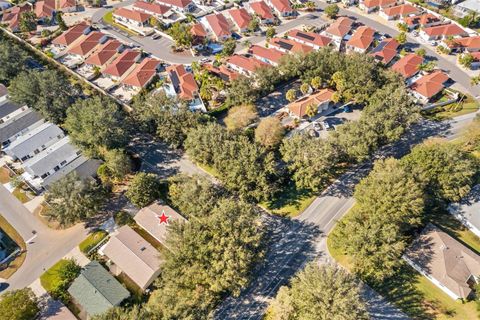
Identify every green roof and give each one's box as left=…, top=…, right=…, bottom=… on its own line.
left=68, top=261, right=130, bottom=316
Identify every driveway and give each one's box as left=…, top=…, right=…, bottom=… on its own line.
left=0, top=185, right=89, bottom=291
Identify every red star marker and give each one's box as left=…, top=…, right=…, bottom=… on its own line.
left=158, top=212, right=169, bottom=224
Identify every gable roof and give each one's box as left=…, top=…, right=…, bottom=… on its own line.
left=101, top=225, right=162, bottom=290
left=410, top=70, right=449, bottom=99
left=324, top=16, right=353, bottom=38
left=391, top=53, right=423, bottom=78
left=405, top=224, right=480, bottom=299
left=0, top=109, right=43, bottom=144
left=103, top=50, right=140, bottom=77
left=59, top=0, right=76, bottom=9
left=67, top=31, right=105, bottom=56
left=0, top=101, right=22, bottom=119
left=288, top=29, right=332, bottom=47
left=204, top=63, right=239, bottom=82
left=346, top=26, right=375, bottom=50
left=206, top=13, right=231, bottom=38
left=447, top=36, right=480, bottom=50
left=422, top=23, right=466, bottom=37
left=84, top=39, right=122, bottom=66
left=191, top=22, right=207, bottom=37
left=249, top=45, right=285, bottom=64
left=382, top=3, right=419, bottom=17
left=270, top=37, right=313, bottom=54
left=269, top=0, right=293, bottom=13
left=2, top=4, right=32, bottom=30
left=134, top=202, right=187, bottom=247
left=68, top=261, right=130, bottom=317
left=113, top=7, right=150, bottom=22
left=228, top=8, right=252, bottom=29
left=404, top=13, right=441, bottom=27
left=362, top=0, right=397, bottom=8
left=156, top=0, right=192, bottom=8
left=249, top=1, right=274, bottom=20
left=166, top=64, right=199, bottom=100
left=370, top=38, right=399, bottom=64
left=52, top=23, right=90, bottom=46
left=288, top=89, right=335, bottom=118
left=226, top=54, right=269, bottom=73
left=122, top=58, right=160, bottom=88
left=133, top=1, right=170, bottom=15
left=34, top=0, right=55, bottom=18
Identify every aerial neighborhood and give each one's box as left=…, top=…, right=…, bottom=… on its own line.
left=1, top=0, right=480, bottom=319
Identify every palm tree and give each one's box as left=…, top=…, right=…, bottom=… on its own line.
left=470, top=75, right=480, bottom=86
left=306, top=103, right=318, bottom=118
left=286, top=89, right=297, bottom=103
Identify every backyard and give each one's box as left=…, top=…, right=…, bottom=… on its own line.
left=423, top=92, right=480, bottom=121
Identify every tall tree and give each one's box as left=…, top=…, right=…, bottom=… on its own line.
left=184, top=122, right=230, bottom=165
left=126, top=172, right=162, bottom=208
left=0, top=288, right=39, bottom=320
left=224, top=104, right=258, bottom=131
left=222, top=38, right=237, bottom=56
left=45, top=172, right=105, bottom=227
left=103, top=149, right=132, bottom=181
left=64, top=96, right=128, bottom=156
left=0, top=39, right=28, bottom=82
left=168, top=22, right=193, bottom=48
left=324, top=4, right=339, bottom=19
left=269, top=263, right=369, bottom=320
left=19, top=11, right=37, bottom=33
left=255, top=117, right=285, bottom=148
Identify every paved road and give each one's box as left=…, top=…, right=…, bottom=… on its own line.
left=214, top=111, right=478, bottom=320
left=0, top=185, right=88, bottom=291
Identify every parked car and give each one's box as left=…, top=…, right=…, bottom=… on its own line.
left=343, top=105, right=352, bottom=113
left=322, top=120, right=332, bottom=130
left=152, top=34, right=161, bottom=40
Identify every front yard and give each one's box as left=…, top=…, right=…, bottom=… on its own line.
left=260, top=184, right=316, bottom=217
left=78, top=230, right=108, bottom=255
left=0, top=214, right=26, bottom=279
left=423, top=93, right=480, bottom=121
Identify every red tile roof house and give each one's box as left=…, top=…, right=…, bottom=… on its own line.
left=370, top=38, right=399, bottom=65
left=420, top=23, right=468, bottom=41
left=2, top=3, right=32, bottom=32
left=35, top=0, right=77, bottom=21
left=204, top=13, right=231, bottom=42
left=226, top=55, right=269, bottom=77
left=402, top=13, right=443, bottom=31
left=323, top=17, right=354, bottom=47
left=359, top=0, right=398, bottom=13
left=190, top=23, right=208, bottom=49
left=266, top=0, right=295, bottom=17
left=156, top=0, right=195, bottom=12
left=113, top=7, right=151, bottom=35
left=287, top=89, right=335, bottom=118
left=379, top=3, right=419, bottom=21
left=287, top=29, right=332, bottom=50
left=409, top=70, right=449, bottom=103
left=226, top=8, right=252, bottom=33
left=247, top=1, right=275, bottom=24
left=84, top=39, right=123, bottom=68
left=461, top=52, right=480, bottom=70
left=66, top=31, right=108, bottom=59
left=391, top=53, right=424, bottom=79
left=446, top=36, right=480, bottom=53
left=346, top=26, right=376, bottom=54
left=122, top=57, right=160, bottom=89
left=269, top=37, right=314, bottom=54
left=165, top=64, right=205, bottom=111
left=51, top=22, right=91, bottom=49
left=102, top=50, right=141, bottom=81
left=249, top=45, right=285, bottom=66
left=133, top=1, right=172, bottom=19
left=204, top=63, right=240, bottom=82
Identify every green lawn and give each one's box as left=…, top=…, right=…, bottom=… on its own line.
left=12, top=186, right=30, bottom=203
left=40, top=259, right=72, bottom=292
left=0, top=214, right=26, bottom=279
left=78, top=230, right=108, bottom=254
left=422, top=93, right=480, bottom=121
left=260, top=184, right=316, bottom=217
left=103, top=11, right=140, bottom=36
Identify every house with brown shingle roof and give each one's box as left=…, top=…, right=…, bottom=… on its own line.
left=404, top=224, right=480, bottom=300
left=226, top=55, right=269, bottom=76
left=247, top=1, right=275, bottom=24
left=226, top=8, right=252, bottom=33
left=102, top=49, right=141, bottom=80
left=346, top=26, right=375, bottom=53
left=380, top=3, right=419, bottom=20
left=249, top=45, right=285, bottom=66
left=287, top=29, right=332, bottom=50
left=420, top=23, right=467, bottom=41
left=66, top=31, right=107, bottom=58
left=391, top=53, right=423, bottom=78
left=204, top=13, right=231, bottom=41
left=323, top=17, right=354, bottom=46
left=287, top=89, right=335, bottom=118
left=370, top=38, right=399, bottom=65
left=84, top=39, right=123, bottom=67
left=359, top=0, right=398, bottom=13
left=122, top=57, right=160, bottom=88
left=269, top=37, right=314, bottom=54
left=410, top=70, right=449, bottom=102
left=266, top=0, right=295, bottom=17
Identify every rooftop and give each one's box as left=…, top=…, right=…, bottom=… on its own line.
left=269, top=0, right=293, bottom=13
left=382, top=3, right=419, bottom=16
left=133, top=1, right=171, bottom=15
left=370, top=38, right=399, bottom=64
left=67, top=31, right=105, bottom=57
left=288, top=89, right=335, bottom=118
left=404, top=13, right=441, bottom=26
left=113, top=7, right=151, bottom=23
left=122, top=58, right=160, bottom=88
left=410, top=70, right=449, bottom=99
left=249, top=1, right=274, bottom=20
left=102, top=50, right=140, bottom=77
left=84, top=39, right=122, bottom=67
left=205, top=13, right=231, bottom=38
left=249, top=45, right=285, bottom=64
left=422, top=23, right=466, bottom=37
left=156, top=0, right=192, bottom=8
left=52, top=23, right=90, bottom=47
left=227, top=55, right=269, bottom=73
left=228, top=8, right=252, bottom=29
left=362, top=0, right=397, bottom=8
left=346, top=26, right=375, bottom=50
left=391, top=53, right=424, bottom=78
left=270, top=37, right=314, bottom=54
left=166, top=64, right=199, bottom=101
left=288, top=29, right=332, bottom=47
left=324, top=16, right=354, bottom=38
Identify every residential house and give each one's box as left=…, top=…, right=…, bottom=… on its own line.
left=391, top=53, right=423, bottom=78
left=66, top=31, right=108, bottom=59
left=134, top=202, right=187, bottom=248
left=249, top=45, right=285, bottom=66
left=122, top=57, right=160, bottom=89
left=269, top=37, right=314, bottom=54
left=226, top=55, right=269, bottom=76
left=35, top=0, right=77, bottom=21
left=287, top=29, right=332, bottom=50
left=247, top=1, right=275, bottom=24
left=165, top=64, right=204, bottom=111
left=420, top=23, right=467, bottom=41
left=404, top=224, right=480, bottom=300
left=2, top=3, right=32, bottom=32
left=323, top=16, right=354, bottom=47
left=133, top=1, right=172, bottom=19
left=449, top=185, right=480, bottom=237
left=204, top=13, right=231, bottom=41
left=191, top=23, right=208, bottom=48
left=0, top=101, right=28, bottom=125
left=204, top=63, right=240, bottom=82
left=99, top=225, right=162, bottom=290
left=266, top=0, right=295, bottom=17
left=102, top=50, right=141, bottom=81
left=445, top=36, right=480, bottom=53
left=84, top=39, right=123, bottom=68
left=68, top=261, right=130, bottom=318
left=0, top=109, right=43, bottom=147
left=370, top=38, right=399, bottom=64
left=379, top=3, right=419, bottom=20
left=156, top=0, right=195, bottom=12
left=454, top=0, right=480, bottom=18
left=51, top=23, right=91, bottom=49
left=359, top=0, right=398, bottom=13
left=58, top=0, right=77, bottom=12
left=410, top=70, right=449, bottom=102
left=345, top=26, right=375, bottom=53
left=402, top=13, right=442, bottom=30
left=113, top=7, right=151, bottom=34
left=3, top=122, right=64, bottom=162
left=227, top=8, right=252, bottom=33
left=41, top=156, right=100, bottom=190
left=287, top=89, right=335, bottom=118
left=462, top=51, right=480, bottom=69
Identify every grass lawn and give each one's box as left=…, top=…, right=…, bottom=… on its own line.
left=0, top=214, right=26, bottom=279
left=40, top=259, right=72, bottom=292
left=196, top=162, right=220, bottom=178
left=12, top=186, right=30, bottom=203
left=78, top=230, right=108, bottom=254
left=103, top=11, right=140, bottom=36
left=0, top=167, right=10, bottom=184
left=260, top=184, right=316, bottom=217
left=423, top=93, right=480, bottom=121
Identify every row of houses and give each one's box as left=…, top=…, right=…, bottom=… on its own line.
left=0, top=85, right=99, bottom=192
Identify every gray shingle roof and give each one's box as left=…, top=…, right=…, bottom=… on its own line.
left=42, top=157, right=101, bottom=189
left=0, top=101, right=22, bottom=119
left=68, top=261, right=130, bottom=317
left=0, top=109, right=43, bottom=144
